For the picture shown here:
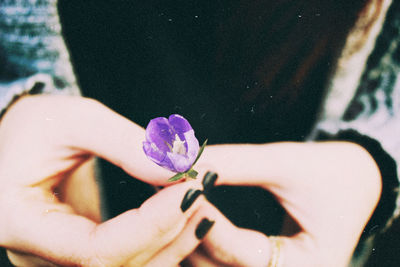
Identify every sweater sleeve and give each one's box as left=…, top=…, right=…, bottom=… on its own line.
left=309, top=1, right=400, bottom=264
left=0, top=0, right=80, bottom=117
left=313, top=0, right=400, bottom=224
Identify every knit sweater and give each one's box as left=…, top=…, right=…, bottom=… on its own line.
left=0, top=0, right=79, bottom=117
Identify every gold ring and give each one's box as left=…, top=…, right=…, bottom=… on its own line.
left=268, top=236, right=283, bottom=267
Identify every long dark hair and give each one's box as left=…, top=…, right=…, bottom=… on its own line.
left=59, top=0, right=383, bottom=142
left=216, top=0, right=382, bottom=119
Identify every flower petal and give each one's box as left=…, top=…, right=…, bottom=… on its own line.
left=169, top=114, right=193, bottom=133
left=167, top=152, right=192, bottom=173
left=158, top=156, right=176, bottom=172
left=143, top=141, right=176, bottom=172
left=143, top=141, right=164, bottom=164
left=145, top=117, right=175, bottom=152
left=183, top=130, right=200, bottom=163
left=169, top=114, right=194, bottom=152
left=143, top=114, right=201, bottom=174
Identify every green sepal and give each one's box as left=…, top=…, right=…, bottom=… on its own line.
left=193, top=139, right=208, bottom=166
left=168, top=172, right=186, bottom=182
left=187, top=169, right=198, bottom=179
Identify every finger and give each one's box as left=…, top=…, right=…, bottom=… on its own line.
left=93, top=180, right=205, bottom=266
left=195, top=201, right=271, bottom=267
left=60, top=96, right=173, bottom=185
left=195, top=201, right=357, bottom=267
left=181, top=250, right=220, bottom=267
left=189, top=201, right=327, bottom=267
left=196, top=142, right=381, bottom=238
left=143, top=210, right=215, bottom=267
left=58, top=157, right=102, bottom=223
left=196, top=142, right=380, bottom=189
left=197, top=146, right=379, bottom=266
left=0, top=180, right=204, bottom=266
left=3, top=95, right=173, bottom=185
left=6, top=249, right=58, bottom=267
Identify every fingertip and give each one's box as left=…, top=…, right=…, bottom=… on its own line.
left=202, top=172, right=218, bottom=193
left=195, top=218, right=215, bottom=240
left=181, top=189, right=203, bottom=212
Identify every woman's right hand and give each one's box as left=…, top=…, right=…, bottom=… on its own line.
left=186, top=142, right=382, bottom=267
left=0, top=95, right=215, bottom=266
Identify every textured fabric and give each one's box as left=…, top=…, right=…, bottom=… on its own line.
left=0, top=0, right=80, bottom=115
left=313, top=0, right=400, bottom=224
left=310, top=1, right=400, bottom=265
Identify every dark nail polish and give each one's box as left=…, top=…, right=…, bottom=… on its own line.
left=181, top=189, right=202, bottom=212
left=195, top=218, right=215, bottom=240
left=202, top=172, right=218, bottom=193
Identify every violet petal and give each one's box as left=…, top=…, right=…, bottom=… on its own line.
left=143, top=141, right=176, bottom=172
left=169, top=114, right=193, bottom=133
left=169, top=114, right=193, bottom=150
left=143, top=141, right=164, bottom=164
left=143, top=114, right=201, bottom=174
left=167, top=152, right=192, bottom=172
left=183, top=130, right=200, bottom=163
left=145, top=117, right=175, bottom=153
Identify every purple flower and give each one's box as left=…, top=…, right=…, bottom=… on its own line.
left=143, top=114, right=200, bottom=173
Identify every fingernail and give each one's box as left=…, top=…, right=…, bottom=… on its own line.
left=202, top=172, right=218, bottom=193
left=195, top=218, right=215, bottom=240
left=181, top=189, right=202, bottom=212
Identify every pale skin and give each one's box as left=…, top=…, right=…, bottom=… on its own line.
left=188, top=140, right=382, bottom=266
left=0, top=95, right=382, bottom=266
left=0, top=95, right=215, bottom=266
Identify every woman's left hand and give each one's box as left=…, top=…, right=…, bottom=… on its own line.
left=184, top=142, right=382, bottom=267
left=0, top=95, right=213, bottom=266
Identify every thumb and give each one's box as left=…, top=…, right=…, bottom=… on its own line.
left=90, top=180, right=205, bottom=266
left=1, top=180, right=205, bottom=266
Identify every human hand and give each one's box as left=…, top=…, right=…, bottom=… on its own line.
left=185, top=142, right=382, bottom=267
left=0, top=95, right=215, bottom=266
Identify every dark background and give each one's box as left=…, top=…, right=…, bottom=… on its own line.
left=57, top=0, right=286, bottom=232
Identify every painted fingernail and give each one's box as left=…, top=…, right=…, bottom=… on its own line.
left=202, top=172, right=218, bottom=193
left=181, top=189, right=202, bottom=212
left=195, top=218, right=215, bottom=240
